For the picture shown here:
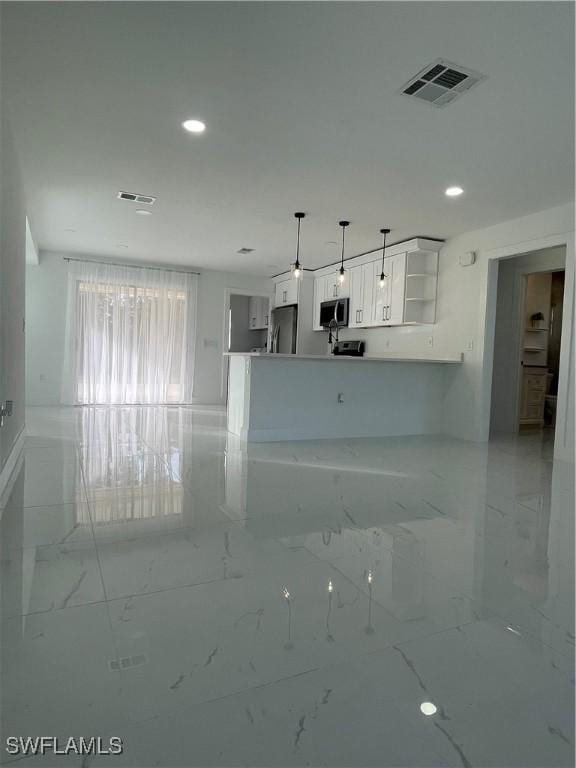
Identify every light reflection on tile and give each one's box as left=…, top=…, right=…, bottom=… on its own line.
left=0, top=406, right=572, bottom=767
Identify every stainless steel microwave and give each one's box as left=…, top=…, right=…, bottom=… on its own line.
left=320, top=298, right=349, bottom=328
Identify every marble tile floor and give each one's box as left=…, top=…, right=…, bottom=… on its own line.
left=0, top=406, right=573, bottom=767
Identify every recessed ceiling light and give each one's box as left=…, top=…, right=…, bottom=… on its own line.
left=136, top=209, right=152, bottom=216
left=420, top=702, right=438, bottom=716
left=445, top=186, right=464, bottom=197
left=182, top=119, right=206, bottom=134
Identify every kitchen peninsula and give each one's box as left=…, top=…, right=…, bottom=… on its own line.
left=226, top=352, right=462, bottom=442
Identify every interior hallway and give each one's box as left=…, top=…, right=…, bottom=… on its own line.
left=0, top=407, right=573, bottom=767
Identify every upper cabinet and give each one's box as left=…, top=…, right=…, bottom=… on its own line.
left=403, top=249, right=439, bottom=325
left=312, top=273, right=350, bottom=330
left=248, top=296, right=269, bottom=330
left=371, top=252, right=407, bottom=326
left=324, top=274, right=350, bottom=301
left=312, top=239, right=439, bottom=330
left=348, top=262, right=376, bottom=328
left=274, top=276, right=299, bottom=307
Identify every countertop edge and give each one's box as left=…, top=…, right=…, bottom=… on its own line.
left=224, top=352, right=463, bottom=364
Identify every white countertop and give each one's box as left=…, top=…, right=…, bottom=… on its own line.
left=224, top=352, right=463, bottom=364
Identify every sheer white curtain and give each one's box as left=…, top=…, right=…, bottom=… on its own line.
left=62, top=260, right=197, bottom=404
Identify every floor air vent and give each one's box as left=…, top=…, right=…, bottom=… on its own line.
left=400, top=59, right=486, bottom=107
left=117, top=191, right=156, bottom=205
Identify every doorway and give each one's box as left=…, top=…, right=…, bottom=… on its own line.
left=228, top=294, right=270, bottom=354
left=220, top=289, right=272, bottom=403
left=489, top=246, right=566, bottom=440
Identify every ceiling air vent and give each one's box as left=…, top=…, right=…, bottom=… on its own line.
left=400, top=59, right=486, bottom=107
left=117, top=191, right=156, bottom=205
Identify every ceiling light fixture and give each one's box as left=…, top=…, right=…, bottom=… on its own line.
left=182, top=119, right=206, bottom=134
left=337, top=220, right=350, bottom=284
left=136, top=209, right=151, bottom=216
left=291, top=212, right=305, bottom=278
left=379, top=228, right=391, bottom=288
left=420, top=702, right=438, bottom=716
left=445, top=186, right=464, bottom=197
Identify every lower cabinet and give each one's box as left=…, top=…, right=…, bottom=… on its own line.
left=520, top=367, right=548, bottom=426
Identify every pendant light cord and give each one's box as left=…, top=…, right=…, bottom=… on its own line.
left=380, top=228, right=390, bottom=278
left=341, top=225, right=346, bottom=270
left=296, top=216, right=301, bottom=265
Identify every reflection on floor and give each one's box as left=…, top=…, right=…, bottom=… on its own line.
left=0, top=406, right=573, bottom=767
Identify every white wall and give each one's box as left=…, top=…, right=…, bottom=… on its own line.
left=25, top=253, right=68, bottom=405
left=332, top=203, right=574, bottom=460
left=0, top=11, right=27, bottom=473
left=490, top=247, right=566, bottom=435
left=25, top=252, right=270, bottom=407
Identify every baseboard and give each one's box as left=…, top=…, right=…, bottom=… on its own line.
left=0, top=426, right=25, bottom=505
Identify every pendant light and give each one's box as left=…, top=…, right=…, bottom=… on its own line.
left=378, top=228, right=391, bottom=288
left=337, top=220, right=350, bottom=284
left=291, top=212, right=305, bottom=278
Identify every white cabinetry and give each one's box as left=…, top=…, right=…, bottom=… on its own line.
left=372, top=253, right=406, bottom=326
left=248, top=297, right=269, bottom=330
left=324, top=275, right=349, bottom=301
left=312, top=276, right=327, bottom=331
left=310, top=238, right=440, bottom=331
left=312, top=274, right=350, bottom=330
left=349, top=262, right=377, bottom=328
left=274, top=277, right=299, bottom=307
left=403, top=250, right=439, bottom=325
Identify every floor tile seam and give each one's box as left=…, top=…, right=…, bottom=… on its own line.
left=101, top=575, right=237, bottom=607
left=78, top=457, right=113, bottom=608
left=1, top=518, right=232, bottom=553
left=299, top=547, right=407, bottom=623
left=301, top=542, right=475, bottom=614
left=78, top=436, right=175, bottom=664
left=111, top=666, right=323, bottom=734
left=481, top=605, right=576, bottom=663
left=4, top=596, right=109, bottom=621
left=88, top=518, right=242, bottom=548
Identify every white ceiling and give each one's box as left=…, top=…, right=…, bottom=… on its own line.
left=3, top=2, right=574, bottom=275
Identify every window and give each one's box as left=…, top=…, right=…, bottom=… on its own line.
left=64, top=261, right=197, bottom=404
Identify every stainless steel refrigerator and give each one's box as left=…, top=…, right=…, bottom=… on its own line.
left=271, top=305, right=298, bottom=354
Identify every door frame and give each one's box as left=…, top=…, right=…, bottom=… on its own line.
left=220, top=287, right=273, bottom=403
left=480, top=231, right=574, bottom=461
